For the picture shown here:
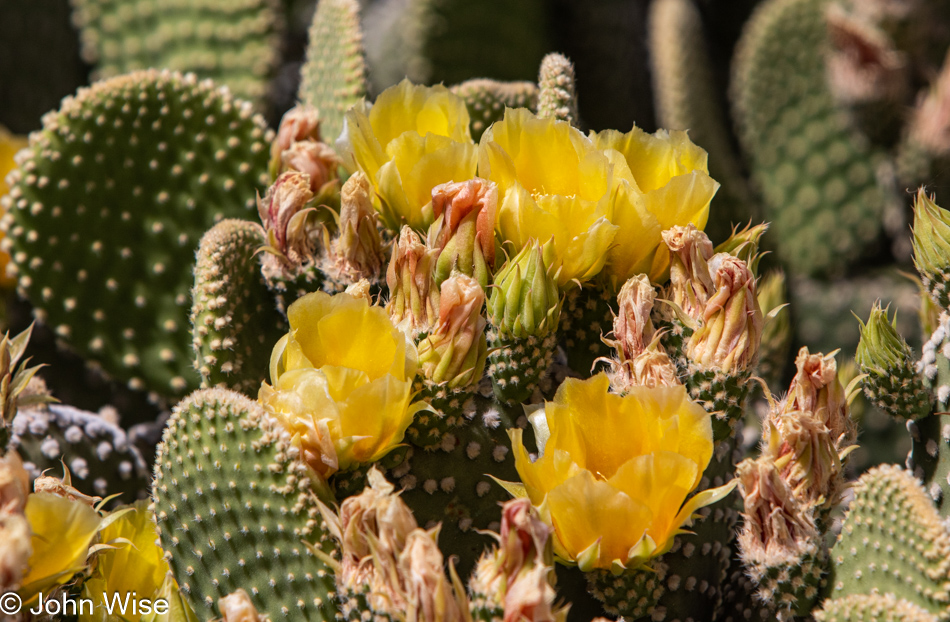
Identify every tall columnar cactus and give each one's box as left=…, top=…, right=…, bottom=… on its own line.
left=732, top=0, right=892, bottom=276
left=151, top=388, right=339, bottom=619
left=69, top=0, right=283, bottom=106
left=298, top=0, right=368, bottom=144
left=647, top=0, right=756, bottom=245
left=1, top=70, right=272, bottom=400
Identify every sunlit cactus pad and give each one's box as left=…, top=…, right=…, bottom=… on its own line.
left=1, top=70, right=271, bottom=399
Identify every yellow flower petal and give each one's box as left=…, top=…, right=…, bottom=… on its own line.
left=607, top=452, right=698, bottom=550
left=20, top=493, right=102, bottom=600
left=510, top=428, right=580, bottom=505
left=344, top=80, right=476, bottom=231
left=480, top=108, right=621, bottom=286
left=545, top=470, right=653, bottom=572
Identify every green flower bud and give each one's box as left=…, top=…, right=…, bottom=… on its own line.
left=386, top=226, right=440, bottom=338
left=427, top=178, right=497, bottom=290
left=488, top=241, right=560, bottom=341
left=912, top=188, right=950, bottom=310
left=855, top=302, right=932, bottom=420
left=418, top=275, right=488, bottom=389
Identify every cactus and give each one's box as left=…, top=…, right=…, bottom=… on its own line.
left=15, top=6, right=950, bottom=620
left=1, top=70, right=272, bottom=400
left=732, top=0, right=892, bottom=277
left=69, top=0, right=283, bottom=106
left=824, top=465, right=950, bottom=618
left=298, top=0, right=368, bottom=145
left=10, top=402, right=149, bottom=502
left=151, top=388, right=339, bottom=619
left=537, top=53, right=579, bottom=126
left=451, top=79, right=539, bottom=142
left=361, top=0, right=550, bottom=96
left=191, top=219, right=287, bottom=396
left=647, top=0, right=757, bottom=245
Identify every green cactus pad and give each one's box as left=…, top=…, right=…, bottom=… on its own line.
left=192, top=219, right=286, bottom=396
left=11, top=403, right=150, bottom=502
left=688, top=367, right=751, bottom=442
left=151, top=388, right=339, bottom=619
left=69, top=0, right=282, bottom=105
left=732, top=0, right=892, bottom=277
left=587, top=566, right=666, bottom=619
left=298, top=0, right=368, bottom=144
left=450, top=79, right=539, bottom=142
left=487, top=333, right=557, bottom=405
left=395, top=389, right=525, bottom=579
left=828, top=464, right=950, bottom=617
left=652, top=435, right=742, bottom=622
left=537, top=53, right=579, bottom=126
left=647, top=0, right=756, bottom=245
left=910, top=314, right=950, bottom=511
left=1, top=70, right=272, bottom=400
left=560, top=284, right=614, bottom=378
left=816, top=594, right=941, bottom=622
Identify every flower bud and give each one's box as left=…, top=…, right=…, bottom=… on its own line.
left=279, top=140, right=341, bottom=194
left=612, top=274, right=657, bottom=362
left=781, top=347, right=856, bottom=447
left=604, top=275, right=679, bottom=391
left=418, top=275, right=488, bottom=389
left=856, top=302, right=932, bottom=420
left=386, top=226, right=440, bottom=337
left=397, top=529, right=466, bottom=622
left=912, top=188, right=950, bottom=310
left=325, top=171, right=386, bottom=285
left=737, top=457, right=820, bottom=567
left=257, top=171, right=318, bottom=266
left=219, top=589, right=265, bottom=622
left=663, top=225, right=715, bottom=321
left=427, top=178, right=498, bottom=289
left=685, top=253, right=763, bottom=374
left=273, top=104, right=322, bottom=156
left=488, top=241, right=560, bottom=340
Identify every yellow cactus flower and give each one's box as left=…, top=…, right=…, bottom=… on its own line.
left=591, top=126, right=719, bottom=286
left=343, top=80, right=477, bottom=232
left=509, top=374, right=733, bottom=573
left=19, top=492, right=103, bottom=601
left=80, top=502, right=169, bottom=621
left=479, top=108, right=621, bottom=287
left=0, top=126, right=27, bottom=288
left=260, top=292, right=425, bottom=479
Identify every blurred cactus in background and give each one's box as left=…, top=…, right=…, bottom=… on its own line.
left=4, top=1, right=950, bottom=621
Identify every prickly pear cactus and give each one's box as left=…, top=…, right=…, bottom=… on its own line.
left=824, top=465, right=950, bottom=618
left=191, top=219, right=286, bottom=396
left=1, top=70, right=271, bottom=400
left=732, top=0, right=893, bottom=276
left=69, top=0, right=283, bottom=105
left=298, top=0, right=368, bottom=144
left=151, top=388, right=339, bottom=619
left=11, top=402, right=149, bottom=501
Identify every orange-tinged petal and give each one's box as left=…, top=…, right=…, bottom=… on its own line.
left=546, top=470, right=653, bottom=571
